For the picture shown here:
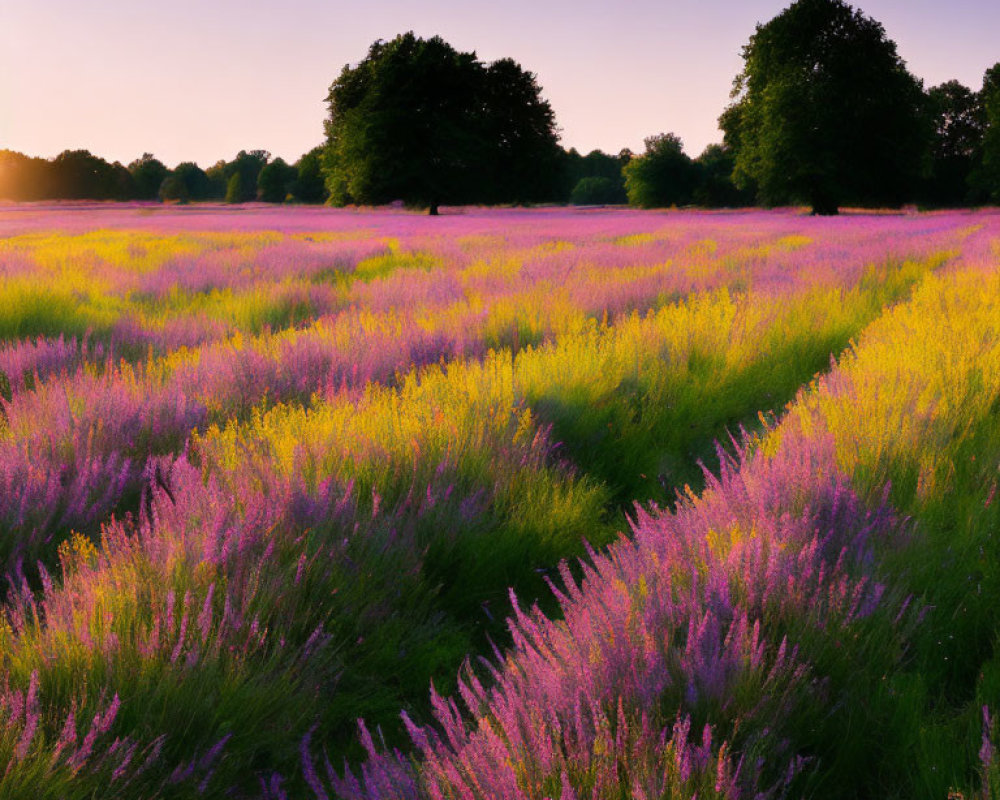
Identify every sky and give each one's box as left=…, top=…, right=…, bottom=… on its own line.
left=2, top=0, right=999, bottom=168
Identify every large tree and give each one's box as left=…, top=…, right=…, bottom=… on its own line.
left=970, top=63, right=1000, bottom=203
left=722, top=0, right=927, bottom=214
left=923, top=80, right=985, bottom=206
left=323, top=32, right=562, bottom=214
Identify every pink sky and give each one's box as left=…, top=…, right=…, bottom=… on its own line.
left=2, top=0, right=998, bottom=167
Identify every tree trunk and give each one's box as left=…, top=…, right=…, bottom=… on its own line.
left=428, top=202, right=439, bottom=216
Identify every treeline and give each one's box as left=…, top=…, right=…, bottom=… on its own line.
left=0, top=141, right=745, bottom=208
left=0, top=147, right=326, bottom=204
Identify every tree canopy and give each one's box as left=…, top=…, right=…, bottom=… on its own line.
left=323, top=32, right=562, bottom=214
left=623, top=133, right=699, bottom=209
left=722, top=0, right=928, bottom=214
left=291, top=147, right=328, bottom=203
left=563, top=149, right=629, bottom=204
left=971, top=63, right=1000, bottom=203
left=257, top=158, right=297, bottom=203
left=922, top=80, right=985, bottom=206
left=128, top=154, right=169, bottom=200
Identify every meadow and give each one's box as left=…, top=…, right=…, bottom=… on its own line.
left=0, top=202, right=997, bottom=799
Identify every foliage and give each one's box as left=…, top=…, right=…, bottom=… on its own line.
left=171, top=162, right=213, bottom=201
left=479, top=57, right=565, bottom=204
left=323, top=32, right=562, bottom=213
left=693, top=143, right=754, bottom=207
left=290, top=147, right=327, bottom=203
left=157, top=175, right=189, bottom=203
left=257, top=158, right=297, bottom=203
left=29, top=150, right=135, bottom=201
left=224, top=172, right=243, bottom=204
left=128, top=153, right=169, bottom=201
left=0, top=150, right=53, bottom=200
left=923, top=80, right=985, bottom=206
left=722, top=0, right=928, bottom=214
left=563, top=148, right=629, bottom=203
left=623, top=132, right=699, bottom=208
left=0, top=206, right=995, bottom=797
left=971, top=63, right=1000, bottom=203
left=569, top=176, right=623, bottom=205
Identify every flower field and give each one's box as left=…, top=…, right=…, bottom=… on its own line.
left=0, top=203, right=997, bottom=798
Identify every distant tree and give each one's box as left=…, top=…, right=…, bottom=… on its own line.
left=290, top=147, right=327, bottom=203
left=227, top=150, right=269, bottom=202
left=923, top=80, right=985, bottom=206
left=569, top=176, right=624, bottom=205
left=0, top=150, right=52, bottom=200
left=257, top=158, right=297, bottom=202
left=722, top=0, right=927, bottom=214
left=207, top=150, right=270, bottom=203
left=623, top=133, right=698, bottom=208
left=128, top=153, right=169, bottom=200
left=49, top=150, right=121, bottom=199
left=205, top=160, right=229, bottom=199
left=323, top=32, right=562, bottom=214
left=225, top=172, right=244, bottom=204
left=159, top=174, right=189, bottom=203
left=171, top=162, right=212, bottom=201
left=970, top=63, right=1000, bottom=203
left=561, top=148, right=628, bottom=202
left=108, top=161, right=136, bottom=200
left=693, top=144, right=753, bottom=207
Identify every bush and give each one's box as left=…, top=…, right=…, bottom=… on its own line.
left=569, top=176, right=625, bottom=205
left=224, top=173, right=243, bottom=204
left=624, top=133, right=698, bottom=208
left=158, top=175, right=189, bottom=203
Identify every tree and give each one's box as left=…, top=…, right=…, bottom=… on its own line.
left=108, top=161, right=136, bottom=200
left=561, top=148, right=628, bottom=203
left=171, top=162, right=212, bottom=201
left=970, top=63, right=1000, bottom=203
left=159, top=175, right=189, bottom=203
left=923, top=80, right=984, bottom=206
left=257, top=158, right=297, bottom=202
left=49, top=150, right=123, bottom=200
left=208, top=150, right=270, bottom=203
left=479, top=57, right=564, bottom=203
left=323, top=32, right=562, bottom=214
left=290, top=147, right=327, bottom=203
left=205, top=160, right=229, bottom=199
left=570, top=177, right=623, bottom=205
left=225, top=172, right=244, bottom=204
left=623, top=133, right=698, bottom=208
left=228, top=150, right=269, bottom=202
left=722, top=0, right=927, bottom=214
left=693, top=144, right=754, bottom=208
left=0, top=150, right=52, bottom=200
left=128, top=153, right=169, bottom=200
